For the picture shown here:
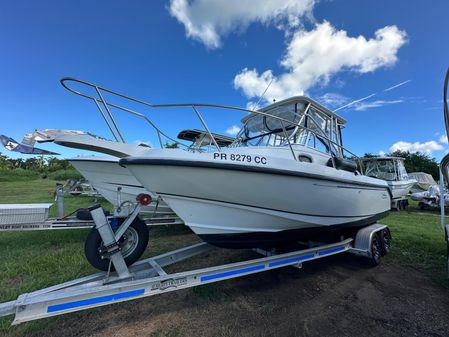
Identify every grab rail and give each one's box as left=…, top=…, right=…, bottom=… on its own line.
left=61, top=77, right=363, bottom=170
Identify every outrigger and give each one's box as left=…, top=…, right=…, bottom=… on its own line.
left=0, top=193, right=391, bottom=325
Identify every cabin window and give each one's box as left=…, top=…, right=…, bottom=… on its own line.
left=364, top=160, right=397, bottom=181
left=397, top=161, right=409, bottom=180
left=236, top=100, right=343, bottom=157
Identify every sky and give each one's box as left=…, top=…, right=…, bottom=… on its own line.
left=1, top=0, right=449, bottom=160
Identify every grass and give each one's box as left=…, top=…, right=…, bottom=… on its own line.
left=0, top=179, right=447, bottom=336
left=0, top=169, right=40, bottom=182
left=383, top=200, right=448, bottom=286
left=0, top=179, right=198, bottom=336
left=0, top=179, right=112, bottom=218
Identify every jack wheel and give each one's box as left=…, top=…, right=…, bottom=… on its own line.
left=84, top=217, right=149, bottom=271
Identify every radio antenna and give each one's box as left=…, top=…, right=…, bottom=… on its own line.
left=254, top=78, right=273, bottom=109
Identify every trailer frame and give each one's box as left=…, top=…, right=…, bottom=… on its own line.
left=0, top=217, right=389, bottom=325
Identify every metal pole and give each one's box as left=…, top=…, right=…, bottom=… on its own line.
left=92, top=99, right=119, bottom=142
left=55, top=184, right=65, bottom=219
left=440, top=169, right=446, bottom=230
left=94, top=86, right=126, bottom=143
left=156, top=130, right=163, bottom=148
left=192, top=106, right=221, bottom=152
left=90, top=205, right=131, bottom=279
left=280, top=120, right=297, bottom=161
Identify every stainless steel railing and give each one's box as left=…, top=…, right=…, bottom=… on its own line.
left=61, top=77, right=363, bottom=170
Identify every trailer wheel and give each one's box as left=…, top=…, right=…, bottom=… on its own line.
left=366, top=233, right=382, bottom=266
left=379, top=228, right=392, bottom=255
left=84, top=217, right=149, bottom=271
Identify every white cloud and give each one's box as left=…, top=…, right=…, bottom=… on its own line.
left=317, top=93, right=350, bottom=109
left=169, top=0, right=315, bottom=48
left=246, top=101, right=262, bottom=111
left=353, top=99, right=404, bottom=111
left=440, top=135, right=448, bottom=144
left=225, top=125, right=241, bottom=136
left=379, top=150, right=386, bottom=156
left=234, top=22, right=407, bottom=103
left=389, top=141, right=443, bottom=154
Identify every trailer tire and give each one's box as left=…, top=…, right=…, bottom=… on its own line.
left=76, top=208, right=110, bottom=220
left=366, top=233, right=382, bottom=266
left=84, top=217, right=149, bottom=271
left=379, top=228, right=392, bottom=255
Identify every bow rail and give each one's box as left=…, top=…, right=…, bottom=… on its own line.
left=61, top=77, right=363, bottom=169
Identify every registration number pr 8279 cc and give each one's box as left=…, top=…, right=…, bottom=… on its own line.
left=213, top=153, right=267, bottom=164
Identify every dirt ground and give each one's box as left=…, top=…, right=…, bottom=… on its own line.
left=24, top=248, right=449, bottom=337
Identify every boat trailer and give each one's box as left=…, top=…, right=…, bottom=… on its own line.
left=0, top=195, right=391, bottom=325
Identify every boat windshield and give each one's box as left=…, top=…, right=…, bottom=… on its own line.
left=396, top=160, right=409, bottom=180
left=364, top=159, right=398, bottom=181
left=177, top=129, right=235, bottom=152
left=235, top=100, right=343, bottom=156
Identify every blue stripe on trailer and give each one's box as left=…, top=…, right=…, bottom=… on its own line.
left=200, top=265, right=265, bottom=282
left=47, top=289, right=145, bottom=313
left=318, top=246, right=346, bottom=256
left=268, top=253, right=315, bottom=268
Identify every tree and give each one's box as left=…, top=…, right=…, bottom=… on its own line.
left=0, top=152, right=12, bottom=169
left=164, top=142, right=179, bottom=149
left=23, top=157, right=42, bottom=170
left=46, top=157, right=70, bottom=171
left=362, top=153, right=378, bottom=158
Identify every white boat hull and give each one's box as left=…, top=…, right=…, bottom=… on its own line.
left=122, top=149, right=391, bottom=248
left=388, top=180, right=417, bottom=200
left=69, top=158, right=173, bottom=217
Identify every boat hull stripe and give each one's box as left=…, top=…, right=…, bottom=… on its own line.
left=120, top=158, right=389, bottom=190
left=158, top=192, right=389, bottom=219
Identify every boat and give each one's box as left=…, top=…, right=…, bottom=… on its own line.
left=408, top=172, right=437, bottom=192
left=60, top=130, right=233, bottom=217
left=362, top=157, right=417, bottom=200
left=121, top=96, right=392, bottom=248
left=7, top=128, right=234, bottom=218
left=1, top=129, right=173, bottom=217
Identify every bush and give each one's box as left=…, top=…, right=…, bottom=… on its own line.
left=46, top=168, right=82, bottom=181
left=0, top=168, right=40, bottom=182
